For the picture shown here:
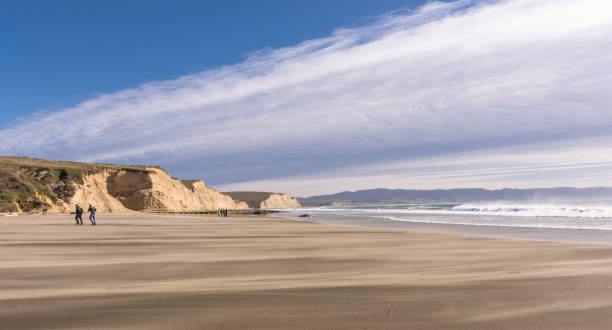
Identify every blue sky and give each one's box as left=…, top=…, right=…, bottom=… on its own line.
left=0, top=0, right=427, bottom=126
left=2, top=0, right=612, bottom=196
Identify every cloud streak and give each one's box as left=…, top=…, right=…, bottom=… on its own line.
left=2, top=0, right=612, bottom=195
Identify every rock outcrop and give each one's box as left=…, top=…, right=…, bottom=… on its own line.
left=0, top=156, right=247, bottom=213
left=224, top=191, right=302, bottom=209
left=259, top=193, right=302, bottom=209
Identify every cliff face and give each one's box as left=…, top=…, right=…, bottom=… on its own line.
left=0, top=156, right=247, bottom=213
left=259, top=193, right=302, bottom=209
left=69, top=169, right=132, bottom=213
left=224, top=191, right=302, bottom=209
left=103, top=168, right=247, bottom=212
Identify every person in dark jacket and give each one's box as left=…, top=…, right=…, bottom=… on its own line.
left=75, top=204, right=83, bottom=225
left=88, top=204, right=97, bottom=225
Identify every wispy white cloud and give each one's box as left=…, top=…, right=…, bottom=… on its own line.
left=2, top=0, right=612, bottom=195
left=217, top=137, right=612, bottom=196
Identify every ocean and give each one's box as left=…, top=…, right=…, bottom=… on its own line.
left=279, top=202, right=612, bottom=244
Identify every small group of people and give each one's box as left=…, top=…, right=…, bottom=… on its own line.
left=217, top=209, right=228, bottom=217
left=75, top=204, right=96, bottom=225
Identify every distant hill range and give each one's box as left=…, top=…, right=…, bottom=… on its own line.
left=299, top=187, right=612, bottom=205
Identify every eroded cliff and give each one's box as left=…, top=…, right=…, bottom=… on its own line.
left=0, top=156, right=247, bottom=213
left=104, top=168, right=247, bottom=212
left=224, top=191, right=302, bottom=209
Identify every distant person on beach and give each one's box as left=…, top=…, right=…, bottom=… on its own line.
left=88, top=204, right=97, bottom=225
left=75, top=204, right=83, bottom=225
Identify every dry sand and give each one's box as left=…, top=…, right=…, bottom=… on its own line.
left=3, top=214, right=612, bottom=329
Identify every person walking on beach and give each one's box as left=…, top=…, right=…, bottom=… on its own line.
left=75, top=204, right=83, bottom=225
left=88, top=204, right=97, bottom=225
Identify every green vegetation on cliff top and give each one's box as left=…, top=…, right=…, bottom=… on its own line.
left=0, top=156, right=154, bottom=172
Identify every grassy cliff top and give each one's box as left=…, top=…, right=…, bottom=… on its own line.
left=0, top=155, right=157, bottom=172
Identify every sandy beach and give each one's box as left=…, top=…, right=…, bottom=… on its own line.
left=3, top=214, right=612, bottom=329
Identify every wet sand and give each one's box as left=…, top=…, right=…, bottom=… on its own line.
left=282, top=211, right=612, bottom=245
left=3, top=214, right=612, bottom=329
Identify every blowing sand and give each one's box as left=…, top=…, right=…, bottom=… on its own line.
left=3, top=214, right=612, bottom=329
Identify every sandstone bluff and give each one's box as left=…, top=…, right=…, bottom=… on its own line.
left=0, top=156, right=299, bottom=213
left=224, top=191, right=301, bottom=209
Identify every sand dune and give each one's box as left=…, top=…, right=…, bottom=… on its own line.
left=3, top=214, right=612, bottom=329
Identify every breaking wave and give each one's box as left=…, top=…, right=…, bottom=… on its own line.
left=450, top=203, right=612, bottom=218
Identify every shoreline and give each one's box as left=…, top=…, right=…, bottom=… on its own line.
left=279, top=211, right=612, bottom=246
left=4, top=213, right=612, bottom=328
